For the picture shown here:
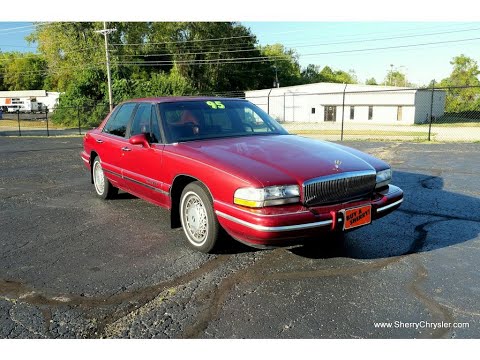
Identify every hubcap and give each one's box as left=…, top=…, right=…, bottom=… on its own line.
left=93, top=161, right=105, bottom=195
left=183, top=192, right=208, bottom=245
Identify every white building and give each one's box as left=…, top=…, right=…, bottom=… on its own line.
left=245, top=83, right=446, bottom=125
left=0, top=90, right=61, bottom=112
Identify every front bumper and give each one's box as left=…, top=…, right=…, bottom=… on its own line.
left=214, top=184, right=403, bottom=246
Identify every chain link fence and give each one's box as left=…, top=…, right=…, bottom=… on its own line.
left=0, top=86, right=479, bottom=142
left=247, top=85, right=480, bottom=142
left=0, top=103, right=110, bottom=137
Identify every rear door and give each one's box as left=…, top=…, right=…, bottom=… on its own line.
left=94, top=102, right=137, bottom=189
left=121, top=103, right=168, bottom=205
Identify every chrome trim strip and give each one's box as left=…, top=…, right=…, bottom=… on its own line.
left=376, top=198, right=403, bottom=213
left=81, top=157, right=89, bottom=163
left=103, top=168, right=169, bottom=196
left=215, top=210, right=332, bottom=232
left=303, top=170, right=376, bottom=186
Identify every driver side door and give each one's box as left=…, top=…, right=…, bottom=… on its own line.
left=121, top=103, right=168, bottom=206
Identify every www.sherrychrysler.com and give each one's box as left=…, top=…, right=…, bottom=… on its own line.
left=374, top=321, right=470, bottom=330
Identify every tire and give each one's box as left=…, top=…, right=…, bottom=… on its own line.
left=180, top=181, right=219, bottom=253
left=92, top=157, right=118, bottom=200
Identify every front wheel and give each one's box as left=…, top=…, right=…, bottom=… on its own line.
left=180, top=181, right=219, bottom=253
left=92, top=157, right=118, bottom=200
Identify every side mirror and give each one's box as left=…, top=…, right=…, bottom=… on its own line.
left=129, top=133, right=150, bottom=148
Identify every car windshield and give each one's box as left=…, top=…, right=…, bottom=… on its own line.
left=158, top=99, right=289, bottom=143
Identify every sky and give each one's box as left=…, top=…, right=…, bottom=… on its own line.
left=1, top=21, right=480, bottom=86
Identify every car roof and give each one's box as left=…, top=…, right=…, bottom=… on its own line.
left=121, top=96, right=246, bottom=104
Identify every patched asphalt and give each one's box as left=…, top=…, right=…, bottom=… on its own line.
left=0, top=137, right=479, bottom=338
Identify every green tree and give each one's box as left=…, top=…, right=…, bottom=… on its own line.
left=384, top=70, right=408, bottom=87
left=259, top=44, right=302, bottom=87
left=0, top=53, right=46, bottom=90
left=438, top=54, right=480, bottom=112
left=317, top=66, right=357, bottom=84
left=365, top=77, right=377, bottom=85
left=301, top=64, right=322, bottom=84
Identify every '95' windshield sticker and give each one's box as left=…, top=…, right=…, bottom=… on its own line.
left=206, top=100, right=225, bottom=109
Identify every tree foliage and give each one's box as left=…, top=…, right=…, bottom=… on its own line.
left=0, top=53, right=46, bottom=90
left=300, top=64, right=357, bottom=84
left=438, top=54, right=480, bottom=112
left=384, top=70, right=409, bottom=87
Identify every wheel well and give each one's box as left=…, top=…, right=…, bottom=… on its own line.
left=170, top=175, right=202, bottom=229
left=90, top=151, right=98, bottom=184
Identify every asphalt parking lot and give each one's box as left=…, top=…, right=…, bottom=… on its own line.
left=0, top=137, right=479, bottom=339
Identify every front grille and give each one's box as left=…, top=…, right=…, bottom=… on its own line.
left=303, top=170, right=376, bottom=206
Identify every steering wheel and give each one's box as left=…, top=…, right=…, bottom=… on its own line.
left=242, top=122, right=254, bottom=132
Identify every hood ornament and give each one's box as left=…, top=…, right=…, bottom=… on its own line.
left=334, top=160, right=342, bottom=171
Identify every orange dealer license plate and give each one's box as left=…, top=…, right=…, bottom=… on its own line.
left=342, top=205, right=372, bottom=230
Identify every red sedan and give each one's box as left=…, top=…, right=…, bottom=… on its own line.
left=81, top=97, right=403, bottom=253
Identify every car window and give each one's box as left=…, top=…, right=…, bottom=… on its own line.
left=103, top=103, right=136, bottom=137
left=130, top=103, right=151, bottom=137
left=159, top=100, right=288, bottom=143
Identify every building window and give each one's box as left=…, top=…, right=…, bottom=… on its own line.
left=368, top=106, right=373, bottom=120
left=350, top=106, right=355, bottom=120
left=397, top=106, right=403, bottom=121
left=324, top=106, right=336, bottom=122
left=311, top=107, right=315, bottom=114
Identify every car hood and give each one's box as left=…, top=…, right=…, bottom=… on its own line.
left=175, top=135, right=389, bottom=186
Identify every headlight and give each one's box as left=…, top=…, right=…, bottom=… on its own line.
left=376, top=168, right=392, bottom=189
left=234, top=185, right=300, bottom=208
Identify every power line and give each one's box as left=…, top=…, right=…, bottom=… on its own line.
left=0, top=22, right=49, bottom=33
left=111, top=36, right=480, bottom=67
left=110, top=26, right=480, bottom=60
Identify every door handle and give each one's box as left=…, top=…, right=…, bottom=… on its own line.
left=96, top=139, right=104, bottom=143
left=121, top=147, right=132, bottom=152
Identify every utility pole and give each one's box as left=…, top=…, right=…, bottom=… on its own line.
left=95, top=22, right=117, bottom=112
left=389, top=64, right=394, bottom=86
left=274, top=64, right=279, bottom=88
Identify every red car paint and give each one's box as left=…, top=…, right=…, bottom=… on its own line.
left=81, top=97, right=403, bottom=247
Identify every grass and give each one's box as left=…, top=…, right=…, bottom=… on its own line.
left=416, top=122, right=480, bottom=127
left=0, top=120, right=73, bottom=129
left=292, top=129, right=428, bottom=137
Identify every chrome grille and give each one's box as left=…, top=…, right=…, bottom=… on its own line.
left=303, top=170, right=376, bottom=206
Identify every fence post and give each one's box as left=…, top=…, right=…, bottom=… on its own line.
left=45, top=109, right=49, bottom=137
left=341, top=84, right=347, bottom=141
left=78, top=106, right=81, bottom=135
left=267, top=88, right=273, bottom=115
left=428, top=80, right=435, bottom=141
left=292, top=93, right=295, bottom=122
left=17, top=110, right=21, bottom=136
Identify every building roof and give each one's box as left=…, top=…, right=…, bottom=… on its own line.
left=245, top=82, right=421, bottom=95
left=0, top=90, right=47, bottom=98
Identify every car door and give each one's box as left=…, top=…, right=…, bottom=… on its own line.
left=95, top=102, right=137, bottom=189
left=121, top=103, right=168, bottom=206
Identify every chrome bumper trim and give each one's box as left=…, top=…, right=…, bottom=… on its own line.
left=215, top=210, right=332, bottom=232
left=376, top=198, right=403, bottom=213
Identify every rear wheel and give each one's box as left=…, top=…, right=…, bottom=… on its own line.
left=92, top=157, right=118, bottom=200
left=180, top=181, right=219, bottom=253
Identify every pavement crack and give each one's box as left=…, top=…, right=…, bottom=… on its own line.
left=397, top=208, right=480, bottom=223
left=406, top=256, right=455, bottom=339
left=181, top=250, right=407, bottom=338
